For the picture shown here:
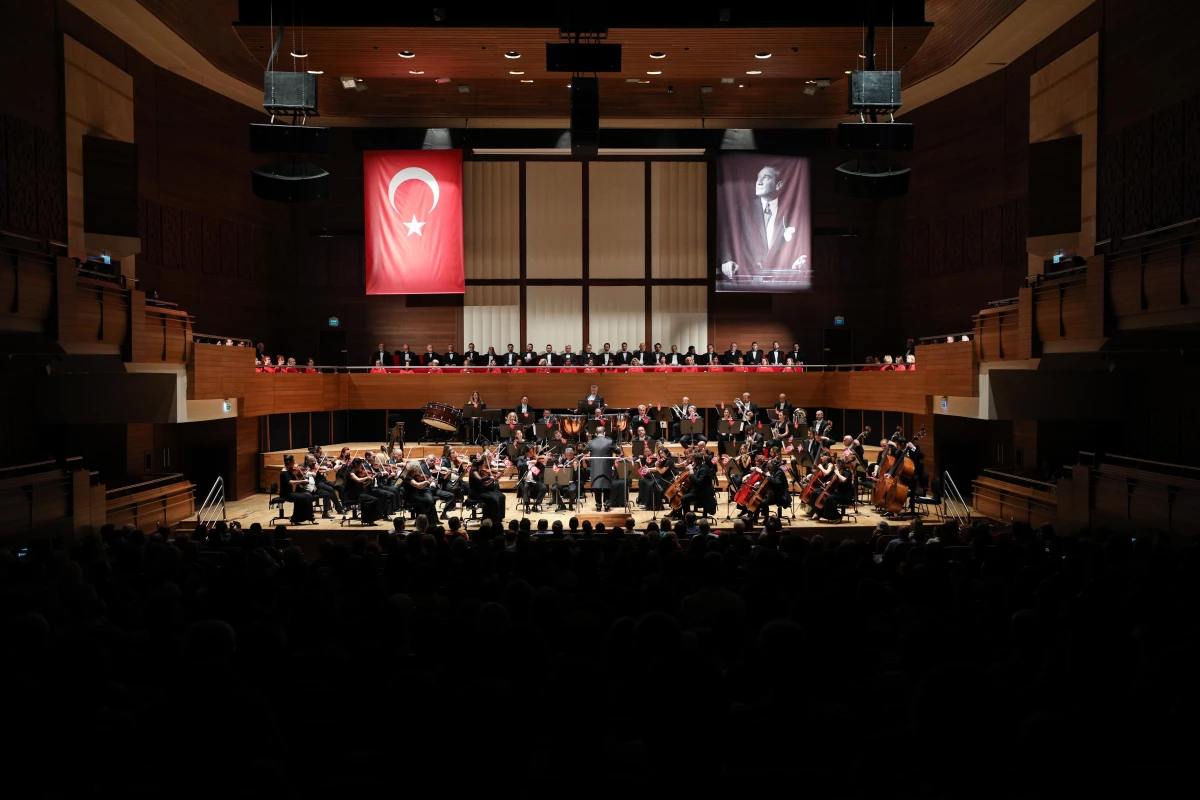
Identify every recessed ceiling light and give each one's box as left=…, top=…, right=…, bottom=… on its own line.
left=399, top=51, right=415, bottom=58
left=307, top=69, right=324, bottom=75
left=409, top=70, right=424, bottom=75
left=647, top=70, right=662, bottom=75
left=638, top=80, right=650, bottom=84
left=290, top=50, right=308, bottom=58
left=738, top=84, right=745, bottom=88
left=509, top=71, right=524, bottom=75
left=746, top=70, right=762, bottom=75
left=649, top=52, right=666, bottom=59
left=567, top=83, right=572, bottom=88
left=755, top=52, right=771, bottom=59
left=458, top=84, right=471, bottom=93
left=858, top=53, right=875, bottom=59
left=340, top=76, right=357, bottom=89
left=505, top=51, right=521, bottom=59
left=520, top=79, right=534, bottom=83
left=845, top=70, right=852, bottom=74
left=720, top=77, right=734, bottom=84
left=435, top=77, right=451, bottom=84
left=626, top=77, right=640, bottom=83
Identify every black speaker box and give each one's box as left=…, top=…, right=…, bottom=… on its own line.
left=546, top=43, right=622, bottom=72
left=848, top=70, right=902, bottom=111
left=249, top=123, right=330, bottom=154
left=263, top=71, right=319, bottom=112
left=252, top=162, right=330, bottom=202
left=834, top=159, right=911, bottom=200
left=570, top=78, right=600, bottom=156
left=837, top=122, right=914, bottom=152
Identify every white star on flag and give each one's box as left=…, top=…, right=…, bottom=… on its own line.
left=402, top=215, right=426, bottom=237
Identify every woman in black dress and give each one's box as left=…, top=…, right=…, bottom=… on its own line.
left=280, top=454, right=315, bottom=524
left=468, top=456, right=505, bottom=525
left=344, top=458, right=380, bottom=524
left=402, top=462, right=437, bottom=520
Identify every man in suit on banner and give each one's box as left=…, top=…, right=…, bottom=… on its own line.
left=717, top=159, right=812, bottom=291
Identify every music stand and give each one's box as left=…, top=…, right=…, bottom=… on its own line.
left=679, top=420, right=704, bottom=441
left=793, top=423, right=810, bottom=440
left=718, top=419, right=744, bottom=439
left=505, top=442, right=520, bottom=461
left=585, top=419, right=605, bottom=437
left=720, top=441, right=740, bottom=457
left=499, top=423, right=519, bottom=440
left=462, top=405, right=485, bottom=443
left=533, top=423, right=555, bottom=440
left=578, top=400, right=604, bottom=415
left=476, top=409, right=504, bottom=444
left=546, top=440, right=566, bottom=454
left=550, top=465, right=576, bottom=511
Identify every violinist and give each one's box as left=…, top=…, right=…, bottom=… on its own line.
left=727, top=444, right=754, bottom=492
left=516, top=444, right=549, bottom=511
left=368, top=452, right=400, bottom=516
left=304, top=453, right=342, bottom=518
left=547, top=427, right=569, bottom=452
left=469, top=455, right=506, bottom=525
left=345, top=458, right=381, bottom=525
left=402, top=462, right=437, bottom=520
left=674, top=449, right=716, bottom=519
left=422, top=454, right=459, bottom=518
left=550, top=447, right=579, bottom=511
left=280, top=454, right=315, bottom=524
left=635, top=442, right=663, bottom=509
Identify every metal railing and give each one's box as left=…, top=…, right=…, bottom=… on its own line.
left=196, top=476, right=227, bottom=526
left=918, top=332, right=973, bottom=345
left=253, top=362, right=921, bottom=374
left=193, top=333, right=255, bottom=347
left=1078, top=451, right=1200, bottom=481
left=985, top=296, right=1020, bottom=309
left=942, top=471, right=970, bottom=526
left=982, top=469, right=1057, bottom=494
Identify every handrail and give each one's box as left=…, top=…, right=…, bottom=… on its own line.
left=981, top=469, right=1056, bottom=493
left=75, top=266, right=126, bottom=287
left=1079, top=451, right=1200, bottom=480
left=942, top=471, right=970, bottom=526
left=104, top=473, right=188, bottom=498
left=918, top=332, right=973, bottom=345
left=1041, top=263, right=1088, bottom=281
left=254, top=363, right=921, bottom=373
left=0, top=459, right=59, bottom=476
left=985, top=296, right=1019, bottom=309
left=196, top=476, right=226, bottom=526
left=194, top=334, right=254, bottom=347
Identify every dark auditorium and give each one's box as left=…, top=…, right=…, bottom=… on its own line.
left=4, top=1, right=1200, bottom=796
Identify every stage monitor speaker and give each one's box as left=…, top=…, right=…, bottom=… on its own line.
left=252, top=161, right=330, bottom=203
left=570, top=78, right=600, bottom=156
left=263, top=71, right=318, bottom=112
left=546, top=43, right=622, bottom=72
left=250, top=124, right=330, bottom=155
left=848, top=70, right=901, bottom=111
left=837, top=122, right=914, bottom=152
left=834, top=159, right=910, bottom=200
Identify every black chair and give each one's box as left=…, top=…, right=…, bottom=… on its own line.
left=268, top=482, right=286, bottom=519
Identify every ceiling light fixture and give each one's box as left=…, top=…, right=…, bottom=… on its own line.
left=307, top=70, right=324, bottom=75
left=290, top=50, right=308, bottom=58
left=340, top=77, right=357, bottom=89
left=755, top=52, right=771, bottom=59
left=509, top=71, right=524, bottom=75
left=720, top=77, right=734, bottom=84
left=520, top=79, right=534, bottom=83
left=649, top=52, right=666, bottom=59
left=435, top=77, right=452, bottom=84
left=647, top=70, right=662, bottom=75
left=409, top=70, right=424, bottom=75
left=746, top=70, right=762, bottom=75
left=845, top=70, right=852, bottom=74
left=399, top=51, right=416, bottom=58
left=638, top=80, right=650, bottom=84
left=504, top=51, right=521, bottom=59
left=458, top=84, right=470, bottom=93
left=738, top=84, right=745, bottom=88
left=803, top=85, right=816, bottom=95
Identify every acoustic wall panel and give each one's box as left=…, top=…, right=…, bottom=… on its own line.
left=463, top=161, right=520, bottom=279
left=651, top=161, right=707, bottom=279
left=588, top=285, right=645, bottom=354
left=526, top=161, right=582, bottom=278
left=651, top=285, right=708, bottom=354
left=526, top=285, right=582, bottom=352
left=464, top=285, right=520, bottom=355
left=589, top=162, right=645, bottom=278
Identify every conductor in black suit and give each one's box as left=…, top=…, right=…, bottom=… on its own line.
left=724, top=342, right=743, bottom=365
left=370, top=343, right=390, bottom=367
left=583, top=426, right=622, bottom=511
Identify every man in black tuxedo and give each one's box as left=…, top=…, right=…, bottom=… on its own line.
left=395, top=346, right=418, bottom=369
left=665, top=346, right=684, bottom=367
left=773, top=393, right=794, bottom=423
left=650, top=343, right=665, bottom=363
left=746, top=341, right=763, bottom=364
left=516, top=444, right=549, bottom=510
left=699, top=344, right=721, bottom=366
left=560, top=344, right=577, bottom=364
left=582, top=343, right=597, bottom=364
left=598, top=343, right=616, bottom=367
left=811, top=409, right=833, bottom=448
left=463, top=343, right=480, bottom=366
left=767, top=341, right=786, bottom=365
left=516, top=343, right=532, bottom=366
left=502, top=344, right=519, bottom=367
left=542, top=344, right=559, bottom=366
left=615, top=343, right=633, bottom=366
left=676, top=450, right=717, bottom=519
left=421, top=344, right=440, bottom=366
left=788, top=343, right=803, bottom=365
left=513, top=395, right=534, bottom=423
left=580, top=385, right=605, bottom=412
left=724, top=341, right=743, bottom=365
left=443, top=344, right=460, bottom=367
left=370, top=342, right=390, bottom=367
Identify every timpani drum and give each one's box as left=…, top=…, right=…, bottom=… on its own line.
left=422, top=402, right=462, bottom=432
left=559, top=414, right=585, bottom=439
left=607, top=413, right=629, bottom=435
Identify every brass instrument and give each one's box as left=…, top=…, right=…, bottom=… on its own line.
left=735, top=398, right=753, bottom=424
left=792, top=407, right=808, bottom=427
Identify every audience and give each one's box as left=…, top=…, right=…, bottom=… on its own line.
left=1, top=519, right=1184, bottom=794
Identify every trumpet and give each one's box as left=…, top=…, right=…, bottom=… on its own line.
left=735, top=398, right=753, bottom=423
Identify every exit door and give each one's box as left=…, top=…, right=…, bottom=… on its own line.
left=319, top=330, right=347, bottom=370
left=822, top=328, right=853, bottom=368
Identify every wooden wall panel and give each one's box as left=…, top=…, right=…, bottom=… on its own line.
left=463, top=160, right=519, bottom=280
left=916, top=341, right=979, bottom=398
left=589, top=161, right=645, bottom=279
left=651, top=161, right=707, bottom=279
left=526, top=161, right=582, bottom=279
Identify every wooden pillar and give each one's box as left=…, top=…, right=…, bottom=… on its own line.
left=54, top=256, right=76, bottom=343
left=1017, top=286, right=1036, bottom=359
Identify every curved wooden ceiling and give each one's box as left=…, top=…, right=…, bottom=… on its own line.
left=134, top=0, right=1026, bottom=124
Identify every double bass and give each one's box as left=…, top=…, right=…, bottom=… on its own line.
left=744, top=459, right=780, bottom=513
left=664, top=462, right=694, bottom=510
left=733, top=465, right=765, bottom=507
left=878, top=426, right=928, bottom=513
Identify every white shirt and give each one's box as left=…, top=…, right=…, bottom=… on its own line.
left=761, top=197, right=779, bottom=249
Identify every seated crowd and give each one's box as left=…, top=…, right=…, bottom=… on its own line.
left=1, top=517, right=1187, bottom=794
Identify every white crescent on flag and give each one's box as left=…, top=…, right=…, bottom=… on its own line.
left=388, top=167, right=440, bottom=215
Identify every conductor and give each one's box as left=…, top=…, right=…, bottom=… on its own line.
left=583, top=425, right=622, bottom=511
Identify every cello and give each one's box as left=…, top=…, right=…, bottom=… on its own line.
left=799, top=459, right=830, bottom=505
left=745, top=458, right=781, bottom=513
left=664, top=461, right=694, bottom=510
left=814, top=458, right=852, bottom=510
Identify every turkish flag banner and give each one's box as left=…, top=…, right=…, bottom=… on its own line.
left=364, top=149, right=464, bottom=295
